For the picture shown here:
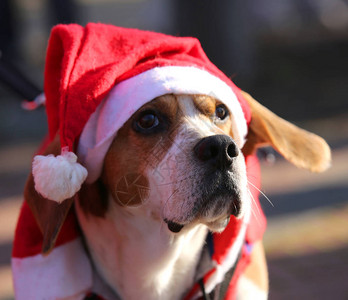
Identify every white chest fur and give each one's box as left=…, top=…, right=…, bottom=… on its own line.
left=75, top=198, right=208, bottom=300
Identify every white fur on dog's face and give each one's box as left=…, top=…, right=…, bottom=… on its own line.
left=102, top=94, right=249, bottom=233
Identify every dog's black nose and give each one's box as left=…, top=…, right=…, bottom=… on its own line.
left=194, top=135, right=239, bottom=170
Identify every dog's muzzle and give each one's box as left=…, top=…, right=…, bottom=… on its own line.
left=165, top=135, right=242, bottom=234
left=193, top=134, right=242, bottom=216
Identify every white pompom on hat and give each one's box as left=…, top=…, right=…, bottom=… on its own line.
left=32, top=147, right=87, bottom=203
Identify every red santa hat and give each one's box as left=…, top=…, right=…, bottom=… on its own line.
left=32, top=23, right=251, bottom=203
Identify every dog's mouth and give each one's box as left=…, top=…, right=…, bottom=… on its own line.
left=204, top=171, right=243, bottom=212
left=162, top=165, right=245, bottom=234
left=205, top=215, right=231, bottom=232
left=164, top=219, right=185, bottom=233
left=164, top=214, right=233, bottom=234
left=163, top=182, right=243, bottom=233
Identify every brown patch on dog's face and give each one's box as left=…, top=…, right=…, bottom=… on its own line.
left=101, top=94, right=181, bottom=208
left=78, top=95, right=180, bottom=216
left=114, top=173, right=149, bottom=206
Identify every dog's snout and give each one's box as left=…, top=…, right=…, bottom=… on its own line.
left=194, top=135, right=239, bottom=170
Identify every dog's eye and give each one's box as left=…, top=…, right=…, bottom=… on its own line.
left=133, top=110, right=163, bottom=134
left=215, top=104, right=229, bottom=120
left=137, top=113, right=159, bottom=129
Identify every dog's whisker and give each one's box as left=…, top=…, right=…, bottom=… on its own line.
left=247, top=180, right=274, bottom=207
left=156, top=173, right=195, bottom=187
left=247, top=189, right=261, bottom=217
left=179, top=193, right=188, bottom=219
left=248, top=189, right=262, bottom=226
left=161, top=187, right=180, bottom=218
left=159, top=217, right=167, bottom=236
left=248, top=191, right=262, bottom=225
left=250, top=205, right=261, bottom=226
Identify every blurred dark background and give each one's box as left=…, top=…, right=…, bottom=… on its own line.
left=0, top=0, right=347, bottom=299
left=1, top=0, right=348, bottom=144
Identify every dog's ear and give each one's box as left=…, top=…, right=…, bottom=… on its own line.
left=24, top=135, right=75, bottom=255
left=241, top=91, right=331, bottom=172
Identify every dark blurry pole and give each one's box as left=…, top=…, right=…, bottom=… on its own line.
left=174, top=0, right=257, bottom=89
left=0, top=54, right=42, bottom=101
left=48, top=0, right=79, bottom=25
left=0, top=0, right=15, bottom=60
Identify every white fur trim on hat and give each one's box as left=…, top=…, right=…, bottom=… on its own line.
left=78, top=66, right=248, bottom=183
left=32, top=147, right=88, bottom=203
left=12, top=239, right=92, bottom=299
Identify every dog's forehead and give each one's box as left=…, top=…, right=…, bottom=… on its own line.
left=177, top=95, right=234, bottom=138
left=136, top=94, right=215, bottom=115
left=138, top=94, right=234, bottom=139
left=177, top=94, right=216, bottom=116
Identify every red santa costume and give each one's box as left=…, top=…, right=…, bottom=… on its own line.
left=12, top=23, right=266, bottom=300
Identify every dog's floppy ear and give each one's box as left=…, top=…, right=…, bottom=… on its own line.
left=24, top=135, right=75, bottom=254
left=241, top=91, right=331, bottom=172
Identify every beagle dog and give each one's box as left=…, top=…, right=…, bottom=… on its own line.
left=23, top=91, right=330, bottom=299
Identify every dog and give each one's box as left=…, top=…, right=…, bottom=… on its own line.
left=21, top=91, right=330, bottom=300
left=13, top=24, right=331, bottom=300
